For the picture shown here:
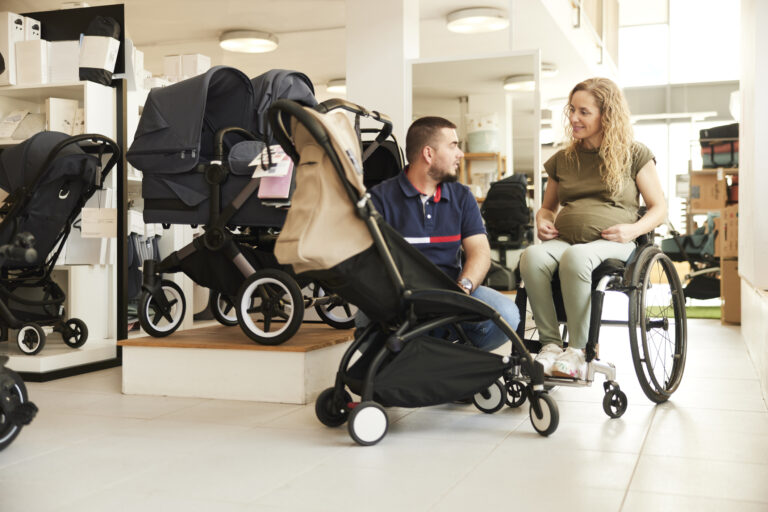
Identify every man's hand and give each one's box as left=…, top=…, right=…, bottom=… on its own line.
left=601, top=224, right=637, bottom=243
left=537, top=219, right=559, bottom=241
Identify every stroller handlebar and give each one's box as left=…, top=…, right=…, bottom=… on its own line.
left=316, top=98, right=393, bottom=143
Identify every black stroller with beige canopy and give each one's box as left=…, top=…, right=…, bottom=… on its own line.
left=268, top=98, right=558, bottom=445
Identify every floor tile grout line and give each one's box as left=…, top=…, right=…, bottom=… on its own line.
left=618, top=404, right=658, bottom=512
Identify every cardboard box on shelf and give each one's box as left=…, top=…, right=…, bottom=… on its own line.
left=721, top=204, right=738, bottom=258
left=163, top=54, right=183, bottom=80
left=689, top=172, right=727, bottom=211
left=720, top=258, right=740, bottom=324
left=0, top=11, right=25, bottom=85
left=15, top=39, right=49, bottom=85
left=49, top=40, right=80, bottom=83
left=182, top=53, right=210, bottom=77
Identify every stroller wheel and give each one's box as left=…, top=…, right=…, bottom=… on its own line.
left=0, top=366, right=33, bottom=450
left=505, top=380, right=528, bottom=408
left=313, top=284, right=356, bottom=330
left=60, top=318, right=88, bottom=348
left=16, top=324, right=45, bottom=355
left=236, top=269, right=304, bottom=346
left=139, top=280, right=186, bottom=337
left=473, top=379, right=505, bottom=414
left=210, top=290, right=238, bottom=327
left=529, top=392, right=559, bottom=437
left=315, top=387, right=352, bottom=427
left=348, top=401, right=388, bottom=446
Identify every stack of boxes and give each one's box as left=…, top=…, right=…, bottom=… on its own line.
left=690, top=133, right=740, bottom=323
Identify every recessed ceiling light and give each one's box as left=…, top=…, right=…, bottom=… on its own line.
left=219, top=30, right=278, bottom=53
left=326, top=78, right=346, bottom=94
left=503, top=74, right=535, bottom=92
left=446, top=8, right=509, bottom=34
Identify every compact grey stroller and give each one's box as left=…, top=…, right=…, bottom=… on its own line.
left=127, top=66, right=356, bottom=344
left=0, top=132, right=120, bottom=354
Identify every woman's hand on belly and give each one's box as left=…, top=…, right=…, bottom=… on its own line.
left=601, top=223, right=638, bottom=243
left=537, top=219, right=559, bottom=241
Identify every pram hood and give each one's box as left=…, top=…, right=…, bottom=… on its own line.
left=252, top=69, right=317, bottom=144
left=0, top=131, right=98, bottom=193
left=127, top=66, right=255, bottom=175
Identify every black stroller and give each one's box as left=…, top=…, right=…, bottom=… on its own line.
left=127, top=66, right=356, bottom=344
left=0, top=236, right=39, bottom=449
left=0, top=132, right=120, bottom=355
left=660, top=214, right=720, bottom=300
left=268, top=98, right=556, bottom=445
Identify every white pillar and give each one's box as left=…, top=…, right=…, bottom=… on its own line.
left=345, top=0, right=419, bottom=143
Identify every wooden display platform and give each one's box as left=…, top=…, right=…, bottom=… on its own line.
left=119, top=324, right=353, bottom=404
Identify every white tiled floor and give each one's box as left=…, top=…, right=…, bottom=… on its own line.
left=1, top=318, right=767, bottom=512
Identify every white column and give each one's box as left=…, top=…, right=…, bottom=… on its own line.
left=345, top=0, right=419, bottom=143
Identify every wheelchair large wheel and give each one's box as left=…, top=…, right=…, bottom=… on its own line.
left=0, top=367, right=34, bottom=451
left=139, top=280, right=186, bottom=337
left=312, top=284, right=356, bottom=330
left=210, top=290, right=238, bottom=327
left=628, top=247, right=687, bottom=403
left=236, top=269, right=304, bottom=346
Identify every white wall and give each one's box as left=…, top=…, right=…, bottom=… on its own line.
left=739, top=0, right=768, bottom=402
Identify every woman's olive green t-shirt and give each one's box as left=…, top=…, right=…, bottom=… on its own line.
left=543, top=142, right=654, bottom=244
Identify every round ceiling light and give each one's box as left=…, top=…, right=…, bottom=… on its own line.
left=503, top=74, right=535, bottom=92
left=446, top=8, right=509, bottom=34
left=219, top=30, right=278, bottom=53
left=326, top=78, right=346, bottom=94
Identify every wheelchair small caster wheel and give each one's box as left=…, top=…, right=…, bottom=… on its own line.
left=529, top=392, right=559, bottom=436
left=315, top=387, right=352, bottom=427
left=473, top=379, right=505, bottom=414
left=602, top=388, right=628, bottom=418
left=505, top=380, right=527, bottom=408
left=348, top=401, right=388, bottom=446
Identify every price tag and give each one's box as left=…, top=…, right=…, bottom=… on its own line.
left=81, top=208, right=117, bottom=238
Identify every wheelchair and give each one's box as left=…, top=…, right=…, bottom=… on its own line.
left=498, top=233, right=688, bottom=419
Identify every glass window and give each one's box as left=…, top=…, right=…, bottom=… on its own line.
left=619, top=24, right=669, bottom=87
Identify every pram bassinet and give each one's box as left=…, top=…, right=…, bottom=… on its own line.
left=127, top=66, right=286, bottom=227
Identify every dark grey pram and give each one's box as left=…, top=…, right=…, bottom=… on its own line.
left=0, top=132, right=120, bottom=354
left=127, top=66, right=357, bottom=344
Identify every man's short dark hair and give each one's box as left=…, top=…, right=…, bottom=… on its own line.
left=405, top=116, right=457, bottom=164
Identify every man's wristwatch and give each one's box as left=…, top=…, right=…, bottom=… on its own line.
left=459, top=277, right=473, bottom=293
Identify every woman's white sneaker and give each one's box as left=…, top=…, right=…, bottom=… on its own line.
left=535, top=343, right=563, bottom=376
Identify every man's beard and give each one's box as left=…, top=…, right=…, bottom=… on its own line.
left=428, top=164, right=459, bottom=183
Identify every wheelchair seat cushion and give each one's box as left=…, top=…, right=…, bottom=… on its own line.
left=591, top=258, right=626, bottom=284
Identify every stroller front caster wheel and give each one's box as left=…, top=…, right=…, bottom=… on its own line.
left=505, top=380, right=528, bottom=408
left=210, top=290, right=238, bottom=327
left=139, top=280, right=186, bottom=337
left=17, top=323, right=45, bottom=355
left=60, top=318, right=88, bottom=348
left=315, top=387, right=352, bottom=427
left=529, top=393, right=559, bottom=437
left=236, top=269, right=304, bottom=346
left=473, top=379, right=506, bottom=414
left=348, top=401, right=388, bottom=446
left=602, top=388, right=628, bottom=418
left=312, top=284, right=356, bottom=330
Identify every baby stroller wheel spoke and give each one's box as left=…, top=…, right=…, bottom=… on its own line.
left=210, top=290, right=239, bottom=327
left=61, top=318, right=88, bottom=348
left=236, top=269, right=304, bottom=346
left=312, top=283, right=357, bottom=330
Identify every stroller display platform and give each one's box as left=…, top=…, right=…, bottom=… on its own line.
left=0, top=133, right=120, bottom=355
left=127, top=67, right=357, bottom=345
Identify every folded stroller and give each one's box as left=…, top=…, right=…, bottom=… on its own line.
left=268, top=98, right=557, bottom=445
left=0, top=132, right=120, bottom=355
left=127, top=66, right=357, bottom=344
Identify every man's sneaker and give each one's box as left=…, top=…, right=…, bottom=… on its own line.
left=552, top=347, right=587, bottom=380
left=535, top=343, right=563, bottom=376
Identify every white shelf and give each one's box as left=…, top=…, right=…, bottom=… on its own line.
left=0, top=81, right=89, bottom=101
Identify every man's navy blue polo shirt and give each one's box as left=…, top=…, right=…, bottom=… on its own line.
left=369, top=168, right=486, bottom=281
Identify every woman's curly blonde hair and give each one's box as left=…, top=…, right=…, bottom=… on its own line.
left=563, top=77, right=634, bottom=197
